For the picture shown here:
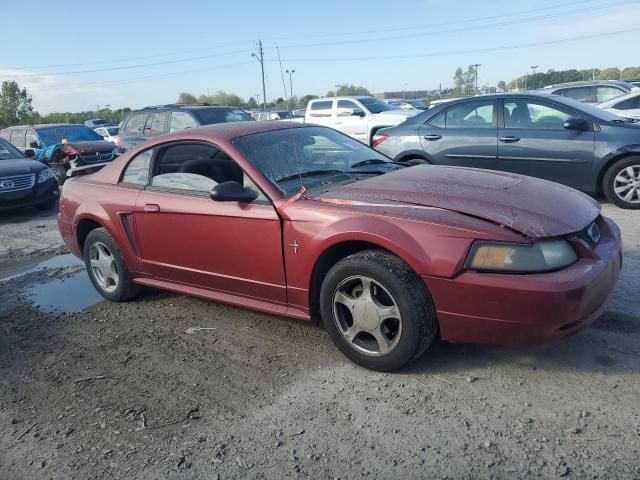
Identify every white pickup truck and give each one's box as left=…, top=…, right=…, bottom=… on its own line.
left=296, top=96, right=419, bottom=145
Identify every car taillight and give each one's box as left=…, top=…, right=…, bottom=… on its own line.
left=371, top=134, right=389, bottom=148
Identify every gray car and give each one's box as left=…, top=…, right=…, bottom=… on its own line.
left=373, top=93, right=640, bottom=209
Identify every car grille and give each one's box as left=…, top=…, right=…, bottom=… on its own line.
left=80, top=151, right=115, bottom=163
left=0, top=173, right=35, bottom=193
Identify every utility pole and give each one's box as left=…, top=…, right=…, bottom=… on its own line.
left=286, top=69, right=295, bottom=110
left=334, top=84, right=340, bottom=97
left=473, top=64, right=481, bottom=95
left=251, top=40, right=267, bottom=111
left=530, top=65, right=538, bottom=89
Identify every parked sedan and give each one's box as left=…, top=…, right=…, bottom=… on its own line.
left=374, top=93, right=640, bottom=209
left=538, top=80, right=637, bottom=104
left=597, top=90, right=640, bottom=119
left=0, top=138, right=58, bottom=211
left=57, top=123, right=621, bottom=371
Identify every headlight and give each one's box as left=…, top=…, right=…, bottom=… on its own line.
left=37, top=168, right=55, bottom=183
left=466, top=239, right=577, bottom=273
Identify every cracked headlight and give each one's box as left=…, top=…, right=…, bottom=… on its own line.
left=37, top=167, right=55, bottom=183
left=466, top=239, right=577, bottom=273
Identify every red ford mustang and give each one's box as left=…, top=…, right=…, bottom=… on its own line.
left=57, top=122, right=622, bottom=371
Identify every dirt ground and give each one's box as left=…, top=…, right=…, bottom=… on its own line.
left=1, top=203, right=639, bottom=480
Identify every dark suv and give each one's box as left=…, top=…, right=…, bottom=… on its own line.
left=118, top=104, right=254, bottom=151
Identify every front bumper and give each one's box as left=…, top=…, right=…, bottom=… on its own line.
left=424, top=217, right=622, bottom=345
left=0, top=178, right=59, bottom=211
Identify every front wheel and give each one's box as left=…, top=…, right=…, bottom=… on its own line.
left=320, top=250, right=438, bottom=372
left=603, top=157, right=640, bottom=209
left=83, top=228, right=140, bottom=302
left=51, top=164, right=68, bottom=185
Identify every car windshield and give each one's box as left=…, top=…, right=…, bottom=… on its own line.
left=37, top=126, right=103, bottom=146
left=107, top=127, right=119, bottom=135
left=0, top=138, right=24, bottom=160
left=92, top=120, right=110, bottom=126
left=408, top=99, right=428, bottom=109
left=358, top=97, right=396, bottom=113
left=232, top=126, right=397, bottom=197
left=195, top=108, right=254, bottom=125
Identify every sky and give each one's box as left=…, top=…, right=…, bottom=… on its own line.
left=1, top=0, right=638, bottom=113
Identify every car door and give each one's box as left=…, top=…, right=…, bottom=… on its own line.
left=497, top=98, right=595, bottom=189
left=595, top=86, right=626, bottom=103
left=334, top=99, right=368, bottom=142
left=418, top=99, right=498, bottom=169
left=130, top=141, right=286, bottom=304
left=120, top=112, right=151, bottom=151
left=306, top=100, right=334, bottom=128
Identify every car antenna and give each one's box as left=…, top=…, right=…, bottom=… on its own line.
left=277, top=45, right=305, bottom=198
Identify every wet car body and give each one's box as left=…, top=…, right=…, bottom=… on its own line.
left=0, top=138, right=58, bottom=211
left=57, top=123, right=621, bottom=369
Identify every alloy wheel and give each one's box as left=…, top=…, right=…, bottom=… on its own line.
left=613, top=164, right=640, bottom=204
left=89, top=241, right=119, bottom=293
left=332, top=275, right=402, bottom=356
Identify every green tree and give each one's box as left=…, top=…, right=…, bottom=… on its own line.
left=326, top=84, right=371, bottom=97
left=298, top=95, right=318, bottom=108
left=452, top=67, right=465, bottom=96
left=622, top=67, right=640, bottom=80
left=197, top=90, right=243, bottom=106
left=597, top=68, right=621, bottom=80
left=177, top=92, right=198, bottom=104
left=497, top=80, right=507, bottom=91
left=0, top=81, right=36, bottom=128
left=245, top=97, right=258, bottom=109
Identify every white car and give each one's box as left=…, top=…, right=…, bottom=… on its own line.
left=302, top=96, right=418, bottom=145
left=597, top=90, right=640, bottom=119
left=94, top=126, right=120, bottom=144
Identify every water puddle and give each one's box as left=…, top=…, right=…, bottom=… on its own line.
left=26, top=270, right=104, bottom=313
left=0, top=253, right=105, bottom=313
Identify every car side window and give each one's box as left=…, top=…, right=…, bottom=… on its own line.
left=169, top=112, right=198, bottom=132
left=10, top=129, right=26, bottom=148
left=561, top=86, right=593, bottom=102
left=504, top=101, right=572, bottom=130
left=613, top=96, right=640, bottom=110
left=596, top=86, right=624, bottom=103
left=337, top=100, right=358, bottom=109
left=149, top=142, right=267, bottom=201
left=25, top=130, right=40, bottom=149
left=121, top=149, right=153, bottom=185
left=309, top=101, right=333, bottom=117
left=123, top=113, right=150, bottom=136
left=149, top=111, right=168, bottom=136
left=445, top=102, right=494, bottom=129
left=427, top=110, right=446, bottom=128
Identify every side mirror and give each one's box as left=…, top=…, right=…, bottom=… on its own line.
left=24, top=148, right=36, bottom=158
left=564, top=117, right=589, bottom=131
left=210, top=181, right=259, bottom=203
left=29, top=141, right=40, bottom=149
left=351, top=108, right=365, bottom=117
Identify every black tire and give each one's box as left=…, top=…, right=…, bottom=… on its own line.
left=320, top=250, right=438, bottom=372
left=35, top=200, right=57, bottom=211
left=403, top=156, right=431, bottom=166
left=51, top=164, right=67, bottom=185
left=83, top=227, right=140, bottom=302
left=602, top=157, right=640, bottom=209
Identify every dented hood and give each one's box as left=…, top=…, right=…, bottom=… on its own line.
left=319, top=165, right=600, bottom=238
left=61, top=140, right=114, bottom=154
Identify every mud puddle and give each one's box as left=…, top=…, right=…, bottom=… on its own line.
left=1, top=253, right=105, bottom=313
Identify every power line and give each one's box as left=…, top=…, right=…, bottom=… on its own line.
left=274, top=0, right=637, bottom=49
left=268, top=27, right=640, bottom=62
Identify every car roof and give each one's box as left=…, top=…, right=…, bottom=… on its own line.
left=4, top=123, right=85, bottom=130
left=136, top=104, right=236, bottom=112
left=156, top=120, right=315, bottom=143
left=540, top=80, right=631, bottom=89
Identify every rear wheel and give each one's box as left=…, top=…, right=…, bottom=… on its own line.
left=320, top=250, right=438, bottom=371
left=603, top=157, right=640, bottom=209
left=83, top=228, right=139, bottom=302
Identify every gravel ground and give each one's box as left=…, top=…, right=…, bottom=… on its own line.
left=0, top=202, right=639, bottom=479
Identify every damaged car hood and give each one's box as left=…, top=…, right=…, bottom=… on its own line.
left=317, top=165, right=600, bottom=238
left=61, top=141, right=115, bottom=154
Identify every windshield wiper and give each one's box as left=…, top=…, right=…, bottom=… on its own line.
left=276, top=169, right=347, bottom=183
left=351, top=158, right=406, bottom=168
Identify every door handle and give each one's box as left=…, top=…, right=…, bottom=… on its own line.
left=423, top=134, right=442, bottom=141
left=143, top=203, right=160, bottom=212
left=499, top=136, right=520, bottom=143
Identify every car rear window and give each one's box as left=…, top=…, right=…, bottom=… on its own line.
left=560, top=86, right=593, bottom=102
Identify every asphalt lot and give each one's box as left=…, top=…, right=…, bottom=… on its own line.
left=0, top=202, right=639, bottom=479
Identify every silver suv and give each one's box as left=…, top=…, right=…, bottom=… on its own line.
left=538, top=80, right=638, bottom=104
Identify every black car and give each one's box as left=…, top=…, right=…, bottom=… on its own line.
left=0, top=138, right=58, bottom=211
left=373, top=93, right=640, bottom=209
left=118, top=104, right=254, bottom=151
